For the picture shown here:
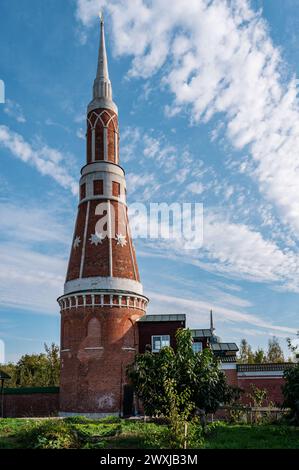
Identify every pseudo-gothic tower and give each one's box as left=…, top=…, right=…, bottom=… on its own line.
left=58, top=16, right=148, bottom=417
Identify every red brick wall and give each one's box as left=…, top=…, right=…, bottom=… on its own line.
left=223, top=368, right=238, bottom=387
left=224, top=368, right=285, bottom=405
left=3, top=390, right=59, bottom=418
left=60, top=306, right=143, bottom=415
left=238, top=377, right=285, bottom=406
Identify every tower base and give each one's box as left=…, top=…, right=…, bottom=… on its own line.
left=59, top=411, right=119, bottom=419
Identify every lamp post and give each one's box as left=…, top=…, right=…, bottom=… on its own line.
left=0, top=371, right=11, bottom=418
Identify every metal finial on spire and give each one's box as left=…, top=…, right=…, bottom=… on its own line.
left=210, top=309, right=215, bottom=333
left=88, top=11, right=118, bottom=114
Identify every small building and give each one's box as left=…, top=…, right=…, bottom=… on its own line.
left=137, top=311, right=239, bottom=363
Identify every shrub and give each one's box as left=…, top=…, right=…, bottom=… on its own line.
left=283, top=364, right=299, bottom=424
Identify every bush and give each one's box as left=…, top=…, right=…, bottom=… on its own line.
left=283, top=364, right=299, bottom=424
left=19, top=419, right=79, bottom=449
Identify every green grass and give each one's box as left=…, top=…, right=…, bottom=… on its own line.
left=203, top=422, right=299, bottom=449
left=0, top=417, right=298, bottom=449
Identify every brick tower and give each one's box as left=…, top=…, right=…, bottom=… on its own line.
left=58, top=16, right=148, bottom=417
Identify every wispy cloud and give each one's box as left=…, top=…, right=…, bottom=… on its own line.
left=4, top=99, right=26, bottom=123
left=0, top=200, right=71, bottom=314
left=148, top=291, right=297, bottom=336
left=77, top=0, right=299, bottom=236
left=0, top=125, right=78, bottom=195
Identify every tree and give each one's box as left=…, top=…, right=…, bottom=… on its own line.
left=0, top=343, right=60, bottom=388
left=267, top=337, right=284, bottom=363
left=253, top=348, right=266, bottom=364
left=283, top=364, right=299, bottom=424
left=127, top=328, right=232, bottom=419
left=238, top=339, right=254, bottom=363
left=286, top=333, right=299, bottom=362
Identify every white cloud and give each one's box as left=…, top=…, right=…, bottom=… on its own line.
left=148, top=291, right=297, bottom=336
left=0, top=243, right=65, bottom=314
left=137, top=209, right=299, bottom=293
left=76, top=0, right=299, bottom=237
left=0, top=125, right=78, bottom=195
left=187, top=181, right=204, bottom=195
left=0, top=201, right=71, bottom=314
left=4, top=99, right=26, bottom=123
left=76, top=128, right=85, bottom=140
left=0, top=201, right=71, bottom=246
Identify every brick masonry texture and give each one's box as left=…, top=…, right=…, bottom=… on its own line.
left=60, top=306, right=142, bottom=414
left=3, top=391, right=59, bottom=418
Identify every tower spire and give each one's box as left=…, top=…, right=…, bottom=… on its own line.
left=88, top=12, right=118, bottom=114
left=210, top=309, right=215, bottom=333
left=96, top=13, right=109, bottom=81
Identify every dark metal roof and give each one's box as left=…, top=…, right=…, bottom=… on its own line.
left=0, top=370, right=11, bottom=380
left=237, top=363, right=296, bottom=373
left=211, top=342, right=239, bottom=352
left=190, top=329, right=213, bottom=338
left=138, top=314, right=186, bottom=323
left=220, top=356, right=237, bottom=363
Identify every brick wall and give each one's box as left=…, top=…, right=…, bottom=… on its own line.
left=237, top=377, right=285, bottom=406
left=3, top=387, right=59, bottom=418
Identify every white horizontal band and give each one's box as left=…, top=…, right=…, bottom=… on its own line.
left=87, top=98, right=118, bottom=115
left=64, top=276, right=144, bottom=295
left=81, top=161, right=124, bottom=178
left=59, top=411, right=119, bottom=418
left=238, top=371, right=284, bottom=377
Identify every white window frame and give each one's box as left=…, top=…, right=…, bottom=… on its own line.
left=151, top=335, right=170, bottom=352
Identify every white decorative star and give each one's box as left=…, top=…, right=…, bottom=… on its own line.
left=73, top=236, right=81, bottom=249
left=115, top=233, right=127, bottom=247
left=89, top=232, right=105, bottom=246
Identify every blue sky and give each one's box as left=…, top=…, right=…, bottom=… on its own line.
left=1, top=0, right=299, bottom=362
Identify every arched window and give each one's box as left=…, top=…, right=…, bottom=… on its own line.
left=87, top=317, right=101, bottom=344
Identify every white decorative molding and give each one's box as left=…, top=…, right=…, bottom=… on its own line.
left=238, top=371, right=284, bottom=378
left=91, top=128, right=95, bottom=162
left=64, top=277, right=144, bottom=296
left=107, top=202, right=113, bottom=277
left=58, top=291, right=148, bottom=312
left=79, top=200, right=90, bottom=278
left=81, top=161, right=124, bottom=178
left=221, top=363, right=237, bottom=370
left=84, top=347, right=104, bottom=350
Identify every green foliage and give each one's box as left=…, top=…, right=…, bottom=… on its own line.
left=283, top=363, right=299, bottom=424
left=0, top=343, right=60, bottom=388
left=127, top=328, right=232, bottom=419
left=267, top=337, right=284, bottom=363
left=248, top=384, right=268, bottom=407
left=1, top=418, right=299, bottom=449
left=203, top=423, right=299, bottom=449
left=238, top=339, right=254, bottom=363
left=18, top=419, right=80, bottom=449
left=163, top=378, right=194, bottom=448
left=238, top=337, right=285, bottom=364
